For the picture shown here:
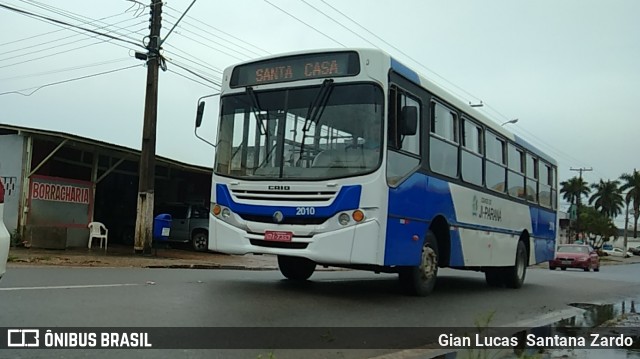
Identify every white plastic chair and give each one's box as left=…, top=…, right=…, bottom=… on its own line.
left=88, top=222, right=108, bottom=250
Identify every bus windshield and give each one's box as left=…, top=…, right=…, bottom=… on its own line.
left=215, top=83, right=384, bottom=180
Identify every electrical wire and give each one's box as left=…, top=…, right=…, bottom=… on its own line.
left=0, top=21, right=146, bottom=63
left=0, top=57, right=132, bottom=81
left=0, top=10, right=131, bottom=48
left=164, top=5, right=270, bottom=56
left=262, top=0, right=345, bottom=47
left=164, top=59, right=222, bottom=87
left=162, top=46, right=223, bottom=74
left=163, top=18, right=252, bottom=60
left=17, top=0, right=143, bottom=43
left=0, top=64, right=142, bottom=96
left=164, top=25, right=246, bottom=62
left=0, top=2, right=145, bottom=49
left=167, top=68, right=219, bottom=90
left=0, top=25, right=147, bottom=70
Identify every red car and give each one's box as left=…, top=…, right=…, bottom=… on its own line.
left=549, top=244, right=600, bottom=272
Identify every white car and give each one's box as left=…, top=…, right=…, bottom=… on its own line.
left=0, top=181, right=10, bottom=280
left=602, top=247, right=633, bottom=258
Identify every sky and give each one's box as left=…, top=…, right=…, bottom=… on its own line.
left=1, top=0, right=639, bottom=227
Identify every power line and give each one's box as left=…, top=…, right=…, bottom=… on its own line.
left=17, top=0, right=144, bottom=43
left=167, top=68, right=219, bottom=90
left=0, top=64, right=142, bottom=96
left=0, top=10, right=130, bottom=48
left=165, top=59, right=222, bottom=87
left=0, top=2, right=145, bottom=49
left=165, top=58, right=222, bottom=84
left=0, top=20, right=146, bottom=63
left=164, top=5, right=270, bottom=56
left=299, top=0, right=377, bottom=48
left=0, top=25, right=147, bottom=70
left=0, top=57, right=132, bottom=81
left=162, top=46, right=223, bottom=75
left=162, top=18, right=253, bottom=60
left=1, top=17, right=144, bottom=58
left=164, top=25, right=246, bottom=62
left=262, top=0, right=345, bottom=47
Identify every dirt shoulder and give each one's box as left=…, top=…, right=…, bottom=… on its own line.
left=7, top=244, right=278, bottom=270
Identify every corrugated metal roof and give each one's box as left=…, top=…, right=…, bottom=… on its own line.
left=0, top=123, right=212, bottom=174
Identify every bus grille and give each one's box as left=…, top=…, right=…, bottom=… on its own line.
left=250, top=239, right=309, bottom=249
left=230, top=189, right=337, bottom=202
left=239, top=214, right=329, bottom=225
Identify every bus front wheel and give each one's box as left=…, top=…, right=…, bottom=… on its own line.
left=278, top=255, right=316, bottom=281
left=399, top=231, right=439, bottom=296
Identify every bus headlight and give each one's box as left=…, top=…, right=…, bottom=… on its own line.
left=221, top=208, right=231, bottom=218
left=338, top=213, right=350, bottom=226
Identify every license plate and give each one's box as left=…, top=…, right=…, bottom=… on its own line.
left=561, top=260, right=572, bottom=265
left=264, top=231, right=293, bottom=242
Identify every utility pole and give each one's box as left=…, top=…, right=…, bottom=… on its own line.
left=134, top=0, right=162, bottom=255
left=570, top=167, right=592, bottom=242
left=623, top=199, right=630, bottom=250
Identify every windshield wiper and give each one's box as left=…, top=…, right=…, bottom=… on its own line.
left=246, top=87, right=268, bottom=135
left=299, top=79, right=334, bottom=163
left=303, top=79, right=334, bottom=131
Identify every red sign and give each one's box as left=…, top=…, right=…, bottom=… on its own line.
left=31, top=181, right=90, bottom=204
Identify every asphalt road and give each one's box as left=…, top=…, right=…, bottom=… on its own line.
left=1, top=263, right=639, bottom=359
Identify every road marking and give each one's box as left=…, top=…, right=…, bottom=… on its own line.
left=0, top=283, right=141, bottom=291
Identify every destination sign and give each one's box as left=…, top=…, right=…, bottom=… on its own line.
left=230, top=51, right=360, bottom=87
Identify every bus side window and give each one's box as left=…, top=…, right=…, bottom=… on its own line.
left=388, top=86, right=420, bottom=155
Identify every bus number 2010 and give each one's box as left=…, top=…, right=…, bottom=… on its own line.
left=296, top=207, right=316, bottom=216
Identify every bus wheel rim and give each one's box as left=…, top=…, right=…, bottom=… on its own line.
left=421, top=246, right=437, bottom=280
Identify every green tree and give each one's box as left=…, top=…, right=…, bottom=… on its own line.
left=579, top=205, right=618, bottom=246
left=620, top=170, right=640, bottom=238
left=588, top=179, right=624, bottom=218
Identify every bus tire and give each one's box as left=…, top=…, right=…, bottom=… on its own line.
left=399, top=231, right=439, bottom=296
left=504, top=240, right=527, bottom=289
left=278, top=255, right=316, bottom=281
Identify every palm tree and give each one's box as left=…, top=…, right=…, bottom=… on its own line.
left=560, top=176, right=590, bottom=207
left=620, top=169, right=640, bottom=238
left=588, top=179, right=624, bottom=218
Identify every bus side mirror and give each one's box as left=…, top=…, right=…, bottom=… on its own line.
left=401, top=106, right=417, bottom=135
left=195, top=101, right=205, bottom=128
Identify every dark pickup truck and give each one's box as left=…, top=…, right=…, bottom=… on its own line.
left=155, top=203, right=210, bottom=251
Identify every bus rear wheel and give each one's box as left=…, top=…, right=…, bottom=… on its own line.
left=504, top=240, right=528, bottom=288
left=278, top=255, right=316, bottom=281
left=399, top=231, right=439, bottom=296
left=484, top=240, right=527, bottom=288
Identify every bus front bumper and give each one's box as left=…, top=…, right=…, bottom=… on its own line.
left=210, top=217, right=381, bottom=265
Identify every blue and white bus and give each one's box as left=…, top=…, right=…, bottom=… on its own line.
left=195, top=48, right=558, bottom=295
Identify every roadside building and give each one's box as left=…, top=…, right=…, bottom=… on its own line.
left=0, top=124, right=211, bottom=249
